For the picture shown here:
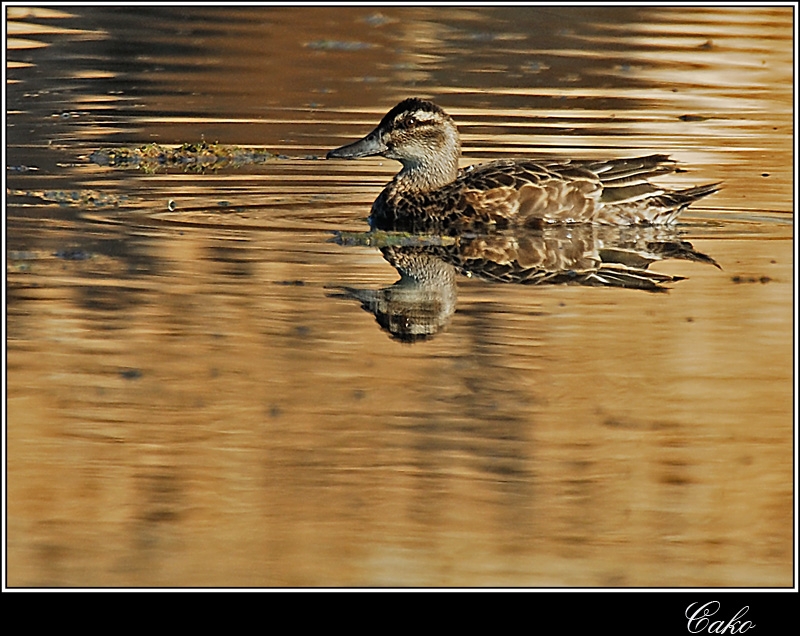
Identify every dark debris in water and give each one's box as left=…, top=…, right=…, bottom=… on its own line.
left=7, top=164, right=40, bottom=173
left=731, top=275, right=772, bottom=284
left=54, top=248, right=93, bottom=261
left=119, top=368, right=143, bottom=380
left=89, top=140, right=277, bottom=173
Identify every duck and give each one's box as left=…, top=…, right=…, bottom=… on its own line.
left=327, top=98, right=720, bottom=231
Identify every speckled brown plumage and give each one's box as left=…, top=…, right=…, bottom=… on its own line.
left=327, top=98, right=720, bottom=232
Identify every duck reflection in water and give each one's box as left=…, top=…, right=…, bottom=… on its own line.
left=331, top=225, right=719, bottom=342
left=327, top=99, right=721, bottom=342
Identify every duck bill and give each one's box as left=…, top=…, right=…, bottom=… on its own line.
left=327, top=130, right=387, bottom=159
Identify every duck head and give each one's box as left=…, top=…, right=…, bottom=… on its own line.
left=327, top=98, right=461, bottom=190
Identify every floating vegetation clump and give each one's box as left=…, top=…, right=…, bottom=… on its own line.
left=332, top=230, right=456, bottom=248
left=304, top=39, right=375, bottom=51
left=89, top=140, right=277, bottom=173
left=7, top=188, right=130, bottom=208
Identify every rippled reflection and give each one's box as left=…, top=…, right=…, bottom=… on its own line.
left=332, top=225, right=720, bottom=341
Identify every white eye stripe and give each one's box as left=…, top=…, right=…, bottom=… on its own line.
left=410, top=111, right=438, bottom=122
left=394, top=111, right=438, bottom=129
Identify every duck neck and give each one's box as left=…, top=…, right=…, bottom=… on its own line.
left=392, top=130, right=461, bottom=193
left=394, top=156, right=459, bottom=192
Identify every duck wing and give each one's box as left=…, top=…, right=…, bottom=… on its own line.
left=456, top=155, right=718, bottom=226
left=455, top=159, right=603, bottom=225
left=373, top=155, right=718, bottom=231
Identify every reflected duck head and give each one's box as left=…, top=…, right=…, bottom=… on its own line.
left=327, top=98, right=461, bottom=190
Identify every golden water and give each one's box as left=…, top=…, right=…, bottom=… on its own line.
left=5, top=6, right=794, bottom=588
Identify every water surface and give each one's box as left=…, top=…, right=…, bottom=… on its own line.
left=5, top=6, right=794, bottom=588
